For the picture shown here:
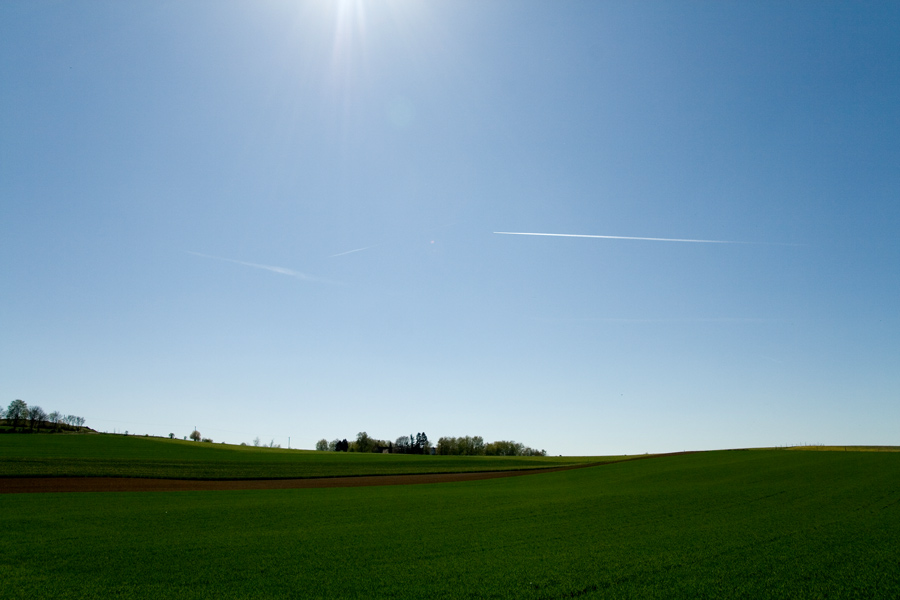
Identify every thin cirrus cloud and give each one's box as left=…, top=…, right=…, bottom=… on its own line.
left=494, top=232, right=802, bottom=245
left=187, top=251, right=342, bottom=284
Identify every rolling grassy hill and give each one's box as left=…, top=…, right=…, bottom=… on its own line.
left=2, top=446, right=898, bottom=598
left=0, top=433, right=600, bottom=479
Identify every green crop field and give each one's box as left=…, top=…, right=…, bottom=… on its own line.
left=0, top=434, right=601, bottom=479
left=2, top=446, right=898, bottom=599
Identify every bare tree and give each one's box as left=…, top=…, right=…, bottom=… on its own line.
left=395, top=435, right=411, bottom=454
left=315, top=439, right=329, bottom=451
left=27, top=405, right=47, bottom=431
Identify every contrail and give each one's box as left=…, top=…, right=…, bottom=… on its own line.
left=187, top=251, right=341, bottom=284
left=494, top=232, right=800, bottom=245
left=330, top=244, right=379, bottom=258
left=538, top=316, right=779, bottom=324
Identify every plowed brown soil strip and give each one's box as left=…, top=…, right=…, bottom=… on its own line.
left=1, top=463, right=604, bottom=494
left=1, top=453, right=692, bottom=494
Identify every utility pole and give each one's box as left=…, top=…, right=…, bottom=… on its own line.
left=288, top=436, right=291, bottom=449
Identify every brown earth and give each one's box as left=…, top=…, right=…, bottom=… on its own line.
left=0, top=463, right=601, bottom=494
left=1, top=453, right=694, bottom=495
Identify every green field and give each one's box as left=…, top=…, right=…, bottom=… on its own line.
left=2, top=443, right=898, bottom=599
left=0, top=434, right=600, bottom=479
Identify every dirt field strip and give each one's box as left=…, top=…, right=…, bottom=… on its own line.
left=0, top=453, right=694, bottom=494
left=0, top=463, right=608, bottom=494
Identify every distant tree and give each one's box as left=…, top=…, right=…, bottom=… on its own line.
left=168, top=433, right=175, bottom=439
left=395, top=433, right=424, bottom=454
left=190, top=430, right=201, bottom=442
left=413, top=432, right=430, bottom=455
left=201, top=437, right=213, bottom=443
left=27, top=405, right=47, bottom=431
left=437, top=436, right=487, bottom=456
left=335, top=438, right=349, bottom=452
left=0, top=406, right=5, bottom=420
left=28, top=404, right=47, bottom=431
left=436, top=436, right=454, bottom=455
left=353, top=431, right=374, bottom=453
left=315, top=439, right=329, bottom=451
left=395, top=435, right=411, bottom=454
left=47, top=411, right=60, bottom=424
left=253, top=437, right=260, bottom=447
left=7, top=399, right=27, bottom=431
left=484, top=440, right=536, bottom=456
left=328, top=439, right=340, bottom=452
left=268, top=439, right=280, bottom=448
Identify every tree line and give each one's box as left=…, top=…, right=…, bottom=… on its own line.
left=1, top=399, right=87, bottom=433
left=315, top=431, right=432, bottom=454
left=315, top=432, right=546, bottom=456
left=436, top=436, right=546, bottom=456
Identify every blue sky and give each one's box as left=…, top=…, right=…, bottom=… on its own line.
left=2, top=1, right=898, bottom=454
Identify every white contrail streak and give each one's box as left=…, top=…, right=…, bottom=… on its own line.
left=539, top=316, right=780, bottom=324
left=494, top=232, right=799, bottom=245
left=187, top=252, right=341, bottom=284
left=330, top=244, right=379, bottom=258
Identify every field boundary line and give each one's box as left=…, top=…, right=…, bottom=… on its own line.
left=0, top=455, right=692, bottom=494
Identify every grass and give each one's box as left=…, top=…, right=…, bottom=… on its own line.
left=0, top=433, right=603, bottom=479
left=787, top=445, right=900, bottom=452
left=2, top=448, right=899, bottom=598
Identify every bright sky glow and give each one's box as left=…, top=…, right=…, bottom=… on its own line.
left=2, top=2, right=898, bottom=454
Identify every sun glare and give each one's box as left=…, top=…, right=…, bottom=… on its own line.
left=331, top=0, right=367, bottom=66
left=325, top=0, right=425, bottom=71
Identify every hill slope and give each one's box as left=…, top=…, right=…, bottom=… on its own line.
left=2, top=449, right=898, bottom=598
